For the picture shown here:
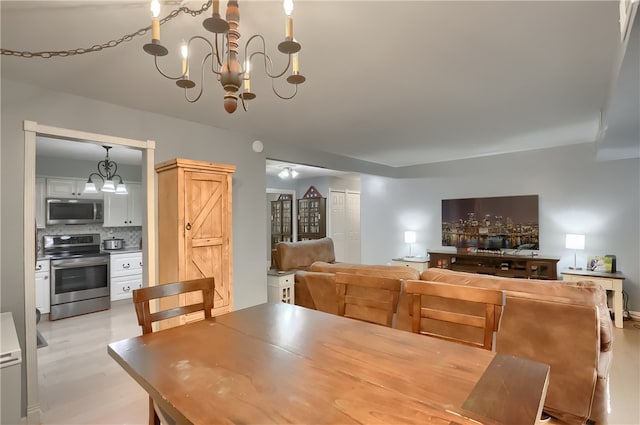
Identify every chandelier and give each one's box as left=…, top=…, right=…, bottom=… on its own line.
left=278, top=166, right=298, bottom=179
left=84, top=146, right=128, bottom=194
left=143, top=0, right=305, bottom=113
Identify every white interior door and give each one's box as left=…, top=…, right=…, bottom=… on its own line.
left=329, top=189, right=361, bottom=263
left=330, top=190, right=346, bottom=261
left=345, top=191, right=361, bottom=263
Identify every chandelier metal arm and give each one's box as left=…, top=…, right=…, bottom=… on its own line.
left=190, top=36, right=223, bottom=76
left=183, top=52, right=214, bottom=103
left=244, top=35, right=292, bottom=80
left=112, top=174, right=126, bottom=185
left=87, top=172, right=105, bottom=184
left=154, top=55, right=182, bottom=80
left=153, top=36, right=223, bottom=81
left=271, top=79, right=299, bottom=100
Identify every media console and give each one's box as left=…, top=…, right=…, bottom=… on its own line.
left=428, top=250, right=559, bottom=280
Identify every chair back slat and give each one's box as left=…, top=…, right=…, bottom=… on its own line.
left=405, top=280, right=505, bottom=350
left=335, top=272, right=402, bottom=327
left=132, top=277, right=214, bottom=335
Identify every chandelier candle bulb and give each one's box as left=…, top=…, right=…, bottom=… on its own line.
left=213, top=0, right=220, bottom=15
left=150, top=0, right=161, bottom=40
left=286, top=17, right=293, bottom=39
left=180, top=41, right=188, bottom=77
left=293, top=53, right=299, bottom=73
left=284, top=0, right=294, bottom=39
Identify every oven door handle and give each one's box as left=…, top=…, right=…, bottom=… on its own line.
left=52, top=258, right=109, bottom=268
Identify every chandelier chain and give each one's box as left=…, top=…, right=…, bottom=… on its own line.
left=0, top=1, right=212, bottom=59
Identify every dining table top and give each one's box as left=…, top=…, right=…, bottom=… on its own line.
left=108, top=302, right=549, bottom=425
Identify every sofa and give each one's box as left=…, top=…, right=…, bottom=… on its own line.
left=273, top=239, right=612, bottom=424
left=274, top=237, right=336, bottom=271
left=291, top=267, right=612, bottom=424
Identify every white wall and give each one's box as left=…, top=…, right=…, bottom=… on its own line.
left=361, top=144, right=640, bottom=312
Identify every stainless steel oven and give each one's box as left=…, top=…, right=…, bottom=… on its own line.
left=44, top=234, right=110, bottom=320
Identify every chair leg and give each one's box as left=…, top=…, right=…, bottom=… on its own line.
left=149, top=396, right=160, bottom=425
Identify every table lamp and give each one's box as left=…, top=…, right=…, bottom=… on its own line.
left=565, top=233, right=585, bottom=270
left=404, top=231, right=416, bottom=258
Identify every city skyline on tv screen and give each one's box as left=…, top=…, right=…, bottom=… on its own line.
left=442, top=195, right=539, bottom=250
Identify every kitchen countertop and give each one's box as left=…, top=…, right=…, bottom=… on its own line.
left=102, top=248, right=142, bottom=254
left=36, top=249, right=142, bottom=261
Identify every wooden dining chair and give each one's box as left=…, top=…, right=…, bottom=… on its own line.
left=335, top=272, right=402, bottom=327
left=404, top=280, right=505, bottom=350
left=132, top=277, right=215, bottom=425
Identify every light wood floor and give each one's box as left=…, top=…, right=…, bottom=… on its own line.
left=37, top=300, right=147, bottom=424
left=37, top=302, right=640, bottom=425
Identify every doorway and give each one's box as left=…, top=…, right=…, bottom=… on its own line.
left=22, top=121, right=156, bottom=424
left=265, top=159, right=361, bottom=267
left=328, top=189, right=361, bottom=263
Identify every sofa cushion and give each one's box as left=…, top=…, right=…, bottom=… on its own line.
left=275, top=237, right=336, bottom=271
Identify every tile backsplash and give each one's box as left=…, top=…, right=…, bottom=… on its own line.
left=37, top=224, right=142, bottom=254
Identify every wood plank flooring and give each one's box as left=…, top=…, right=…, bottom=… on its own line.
left=37, top=302, right=640, bottom=425
left=37, top=300, right=147, bottom=424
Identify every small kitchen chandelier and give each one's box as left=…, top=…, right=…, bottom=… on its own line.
left=84, top=146, right=128, bottom=195
left=278, top=166, right=298, bottom=179
left=143, top=0, right=305, bottom=113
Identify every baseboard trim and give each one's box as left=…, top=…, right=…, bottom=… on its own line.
left=628, top=310, right=640, bottom=321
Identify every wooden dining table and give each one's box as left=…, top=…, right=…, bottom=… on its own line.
left=108, top=302, right=549, bottom=425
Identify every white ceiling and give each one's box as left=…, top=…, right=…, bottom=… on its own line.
left=266, top=158, right=356, bottom=179
left=2, top=1, right=638, bottom=168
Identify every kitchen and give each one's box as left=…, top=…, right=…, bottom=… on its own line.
left=35, top=137, right=144, bottom=325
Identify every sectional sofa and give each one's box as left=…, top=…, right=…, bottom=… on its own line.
left=273, top=239, right=613, bottom=425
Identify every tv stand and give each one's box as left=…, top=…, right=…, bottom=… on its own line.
left=428, top=250, right=559, bottom=280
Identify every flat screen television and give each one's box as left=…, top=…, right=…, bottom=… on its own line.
left=441, top=195, right=539, bottom=250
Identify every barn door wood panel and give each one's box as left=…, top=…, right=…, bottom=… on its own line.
left=184, top=171, right=230, bottom=317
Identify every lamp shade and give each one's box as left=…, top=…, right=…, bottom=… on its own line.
left=115, top=183, right=128, bottom=195
left=102, top=180, right=116, bottom=193
left=565, top=234, right=585, bottom=250
left=83, top=181, right=98, bottom=194
left=404, top=231, right=417, bottom=244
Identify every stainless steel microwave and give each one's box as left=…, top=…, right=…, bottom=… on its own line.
left=46, top=198, right=104, bottom=225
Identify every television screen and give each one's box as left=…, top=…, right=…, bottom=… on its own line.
left=441, top=195, right=539, bottom=250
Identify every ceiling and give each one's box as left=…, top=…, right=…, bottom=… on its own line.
left=2, top=1, right=638, bottom=168
left=266, top=158, right=355, bottom=179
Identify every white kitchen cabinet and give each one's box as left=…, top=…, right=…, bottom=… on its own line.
left=104, top=182, right=142, bottom=227
left=110, top=252, right=143, bottom=301
left=35, top=259, right=50, bottom=314
left=35, top=177, right=46, bottom=229
left=46, top=177, right=103, bottom=199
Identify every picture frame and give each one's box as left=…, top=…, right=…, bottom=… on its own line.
left=587, top=255, right=614, bottom=273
